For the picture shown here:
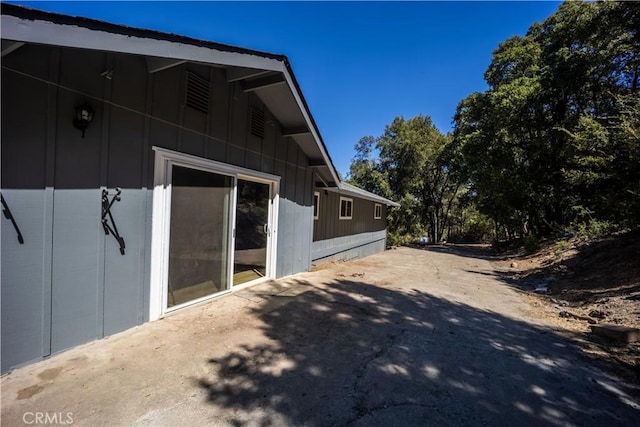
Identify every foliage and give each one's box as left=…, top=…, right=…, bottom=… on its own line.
left=575, top=219, right=618, bottom=240
left=348, top=116, right=461, bottom=243
left=348, top=1, right=638, bottom=246
left=446, top=202, right=495, bottom=243
left=553, top=240, right=572, bottom=256
left=348, top=136, right=392, bottom=198
left=452, top=1, right=640, bottom=239
left=523, top=235, right=540, bottom=254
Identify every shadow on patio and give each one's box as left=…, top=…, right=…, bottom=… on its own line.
left=196, top=277, right=638, bottom=426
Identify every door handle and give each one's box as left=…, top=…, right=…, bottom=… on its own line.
left=263, top=223, right=268, bottom=235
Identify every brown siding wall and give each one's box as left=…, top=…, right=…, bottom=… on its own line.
left=313, top=190, right=387, bottom=241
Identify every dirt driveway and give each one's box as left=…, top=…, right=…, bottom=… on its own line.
left=2, top=246, right=638, bottom=426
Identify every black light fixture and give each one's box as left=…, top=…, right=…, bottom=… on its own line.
left=73, top=103, right=94, bottom=138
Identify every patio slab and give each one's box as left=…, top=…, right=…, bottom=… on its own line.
left=2, top=247, right=638, bottom=426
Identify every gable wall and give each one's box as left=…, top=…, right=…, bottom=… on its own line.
left=0, top=43, right=312, bottom=372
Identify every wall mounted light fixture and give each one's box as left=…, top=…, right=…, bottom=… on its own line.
left=73, top=104, right=94, bottom=138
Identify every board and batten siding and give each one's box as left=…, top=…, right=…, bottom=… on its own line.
left=311, top=190, right=388, bottom=263
left=1, top=43, right=312, bottom=372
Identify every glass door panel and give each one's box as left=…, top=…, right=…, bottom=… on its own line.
left=234, top=179, right=270, bottom=286
left=167, top=165, right=232, bottom=308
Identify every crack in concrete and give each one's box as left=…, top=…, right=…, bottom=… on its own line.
left=346, top=401, right=442, bottom=425
left=231, top=293, right=264, bottom=304
left=346, top=326, right=409, bottom=424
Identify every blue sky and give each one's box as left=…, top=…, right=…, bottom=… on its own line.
left=7, top=1, right=562, bottom=176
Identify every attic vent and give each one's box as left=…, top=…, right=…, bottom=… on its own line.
left=250, top=107, right=265, bottom=139
left=185, top=71, right=210, bottom=114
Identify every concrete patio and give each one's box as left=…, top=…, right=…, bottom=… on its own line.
left=2, top=247, right=638, bottom=426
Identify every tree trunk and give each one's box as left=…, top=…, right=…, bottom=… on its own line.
left=431, top=211, right=439, bottom=244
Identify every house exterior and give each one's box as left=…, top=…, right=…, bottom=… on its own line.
left=312, top=183, right=396, bottom=264
left=0, top=4, right=398, bottom=373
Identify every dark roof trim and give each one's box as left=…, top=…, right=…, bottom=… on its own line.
left=0, top=3, right=285, bottom=61
left=326, top=182, right=400, bottom=207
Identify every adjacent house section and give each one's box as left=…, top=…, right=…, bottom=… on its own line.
left=0, top=4, right=397, bottom=372
left=312, top=183, right=399, bottom=264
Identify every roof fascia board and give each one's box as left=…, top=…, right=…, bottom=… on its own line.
left=1, top=14, right=285, bottom=73
left=325, top=185, right=400, bottom=207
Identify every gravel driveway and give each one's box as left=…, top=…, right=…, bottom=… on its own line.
left=2, top=246, right=638, bottom=426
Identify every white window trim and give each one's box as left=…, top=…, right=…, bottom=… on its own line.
left=313, top=191, right=320, bottom=220
left=149, top=146, right=280, bottom=321
left=339, top=196, right=353, bottom=220
left=374, top=203, right=382, bottom=219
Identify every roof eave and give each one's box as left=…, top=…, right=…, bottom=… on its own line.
left=1, top=4, right=341, bottom=184
left=325, top=183, right=400, bottom=207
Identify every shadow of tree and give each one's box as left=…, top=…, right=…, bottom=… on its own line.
left=197, top=278, right=639, bottom=426
left=433, top=231, right=640, bottom=302
left=419, top=243, right=502, bottom=260
left=454, top=246, right=640, bottom=397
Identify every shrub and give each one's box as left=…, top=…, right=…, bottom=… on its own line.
left=575, top=219, right=618, bottom=239
left=553, top=240, right=572, bottom=256
left=523, top=235, right=539, bottom=254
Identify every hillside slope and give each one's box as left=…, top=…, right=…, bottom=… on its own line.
left=493, top=229, right=640, bottom=384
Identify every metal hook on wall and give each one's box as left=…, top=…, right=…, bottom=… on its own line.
left=1, top=193, right=24, bottom=244
left=101, top=188, right=126, bottom=255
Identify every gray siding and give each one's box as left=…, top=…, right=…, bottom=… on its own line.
left=311, top=230, right=387, bottom=263
left=1, top=46, right=55, bottom=370
left=0, top=189, right=52, bottom=370
left=1, top=44, right=312, bottom=371
left=276, top=141, right=314, bottom=277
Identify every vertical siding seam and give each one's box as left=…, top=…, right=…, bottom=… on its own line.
left=225, top=83, right=235, bottom=164
left=45, top=48, right=61, bottom=188
left=140, top=71, right=155, bottom=323
left=243, top=106, right=249, bottom=167
left=260, top=109, right=268, bottom=166
left=98, top=52, right=114, bottom=339
left=99, top=53, right=113, bottom=187
left=177, top=65, right=186, bottom=152
left=283, top=138, right=289, bottom=198
left=304, top=168, right=313, bottom=269
left=244, top=96, right=251, bottom=168
left=42, top=46, right=61, bottom=357
left=203, top=67, right=214, bottom=159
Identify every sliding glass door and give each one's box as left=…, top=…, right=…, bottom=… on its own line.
left=167, top=165, right=233, bottom=308
left=154, top=148, right=279, bottom=315
left=233, top=179, right=271, bottom=286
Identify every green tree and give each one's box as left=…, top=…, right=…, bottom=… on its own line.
left=349, top=115, right=461, bottom=243
left=348, top=136, right=391, bottom=198
left=452, top=1, right=640, bottom=238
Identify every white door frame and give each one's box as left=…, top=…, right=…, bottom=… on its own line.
left=233, top=174, right=278, bottom=291
left=149, top=147, right=280, bottom=320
